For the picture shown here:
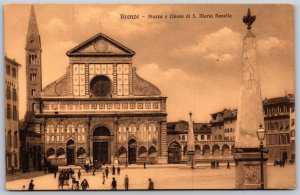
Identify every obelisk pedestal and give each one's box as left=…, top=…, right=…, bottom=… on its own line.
left=234, top=9, right=268, bottom=189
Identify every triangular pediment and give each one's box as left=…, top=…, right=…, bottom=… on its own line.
left=66, top=33, right=135, bottom=57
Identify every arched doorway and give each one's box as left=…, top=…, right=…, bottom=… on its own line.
left=212, top=145, right=220, bottom=155
left=128, top=139, right=137, bottom=164
left=203, top=145, right=210, bottom=155
left=222, top=144, right=230, bottom=155
left=168, top=141, right=181, bottom=164
left=66, top=139, right=75, bottom=165
left=93, top=126, right=111, bottom=164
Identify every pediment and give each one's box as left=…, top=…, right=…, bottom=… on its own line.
left=66, top=33, right=135, bottom=57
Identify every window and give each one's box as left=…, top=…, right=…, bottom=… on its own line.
left=207, top=135, right=211, bottom=140
left=6, top=64, right=10, bottom=75
left=13, top=106, right=17, bottom=120
left=12, top=88, right=17, bottom=101
left=30, top=73, right=37, bottom=81
left=67, top=124, right=75, bottom=134
left=29, top=54, right=37, bottom=65
left=291, top=130, right=295, bottom=137
left=13, top=131, right=18, bottom=148
left=73, top=64, right=86, bottom=96
left=8, top=155, right=12, bottom=168
left=291, top=119, right=295, bottom=127
left=6, top=86, right=11, bottom=99
left=14, top=154, right=18, bottom=167
left=138, top=123, right=147, bottom=142
left=117, top=64, right=129, bottom=96
left=31, top=89, right=36, bottom=97
left=12, top=68, right=16, bottom=78
left=7, top=104, right=11, bottom=119
left=7, top=130, right=12, bottom=148
left=201, top=135, right=205, bottom=140
left=149, top=123, right=157, bottom=142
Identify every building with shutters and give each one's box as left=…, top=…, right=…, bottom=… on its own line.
left=5, top=56, right=21, bottom=172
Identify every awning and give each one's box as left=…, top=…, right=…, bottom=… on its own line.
left=47, top=154, right=56, bottom=159
left=149, top=152, right=158, bottom=158
left=119, top=153, right=126, bottom=158
left=77, top=154, right=86, bottom=158
left=139, top=153, right=148, bottom=158
left=57, top=154, right=66, bottom=159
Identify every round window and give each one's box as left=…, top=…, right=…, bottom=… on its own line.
left=90, top=75, right=112, bottom=97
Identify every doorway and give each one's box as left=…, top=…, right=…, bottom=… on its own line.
left=128, top=139, right=137, bottom=164
left=93, top=126, right=111, bottom=164
left=66, top=139, right=75, bottom=165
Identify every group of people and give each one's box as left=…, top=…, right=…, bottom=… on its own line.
left=25, top=163, right=155, bottom=190
left=58, top=168, right=75, bottom=189
left=211, top=161, right=231, bottom=169
left=211, top=161, right=220, bottom=169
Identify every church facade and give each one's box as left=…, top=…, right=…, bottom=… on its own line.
left=26, top=6, right=168, bottom=166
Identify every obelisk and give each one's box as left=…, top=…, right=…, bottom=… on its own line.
left=234, top=9, right=268, bottom=189
left=187, top=112, right=195, bottom=169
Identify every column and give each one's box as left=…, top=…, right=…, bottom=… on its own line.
left=157, top=121, right=167, bottom=164
left=86, top=118, right=91, bottom=164
left=41, top=119, right=46, bottom=168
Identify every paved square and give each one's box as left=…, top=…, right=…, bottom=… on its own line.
left=6, top=164, right=296, bottom=190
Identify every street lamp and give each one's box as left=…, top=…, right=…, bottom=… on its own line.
left=256, top=123, right=265, bottom=189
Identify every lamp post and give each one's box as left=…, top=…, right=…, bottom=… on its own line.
left=126, top=129, right=128, bottom=167
left=256, top=123, right=265, bottom=189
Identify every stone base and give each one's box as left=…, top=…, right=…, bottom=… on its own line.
left=234, top=148, right=268, bottom=189
left=187, top=153, right=196, bottom=168
left=157, top=157, right=168, bottom=164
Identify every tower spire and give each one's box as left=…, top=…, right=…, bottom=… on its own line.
left=26, top=5, right=41, bottom=50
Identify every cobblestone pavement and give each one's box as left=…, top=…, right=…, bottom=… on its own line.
left=6, top=164, right=295, bottom=190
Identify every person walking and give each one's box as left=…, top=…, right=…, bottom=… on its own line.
left=28, top=179, right=35, bottom=191
left=59, top=173, right=64, bottom=190
left=111, top=177, right=117, bottom=190
left=54, top=169, right=57, bottom=178
left=102, top=172, right=105, bottom=185
left=144, top=162, right=146, bottom=169
left=105, top=167, right=109, bottom=178
left=78, top=170, right=81, bottom=180
left=148, top=178, right=154, bottom=190
left=92, top=167, right=96, bottom=176
left=226, top=161, right=230, bottom=169
left=72, top=177, right=77, bottom=190
left=117, top=166, right=120, bottom=175
left=282, top=149, right=288, bottom=168
left=124, top=175, right=129, bottom=190
left=112, top=165, right=116, bottom=175
left=80, top=179, right=89, bottom=190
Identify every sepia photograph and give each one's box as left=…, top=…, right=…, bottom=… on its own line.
left=4, top=4, right=295, bottom=190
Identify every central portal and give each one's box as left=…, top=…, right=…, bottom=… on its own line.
left=93, top=126, right=111, bottom=164
left=93, top=142, right=109, bottom=164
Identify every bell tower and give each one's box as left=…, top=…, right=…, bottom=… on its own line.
left=25, top=5, right=42, bottom=112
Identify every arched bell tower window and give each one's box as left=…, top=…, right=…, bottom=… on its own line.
left=29, top=52, right=37, bottom=65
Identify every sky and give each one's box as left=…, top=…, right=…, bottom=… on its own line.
left=4, top=4, right=294, bottom=122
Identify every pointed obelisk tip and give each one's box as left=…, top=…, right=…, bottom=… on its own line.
left=243, top=8, right=256, bottom=30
